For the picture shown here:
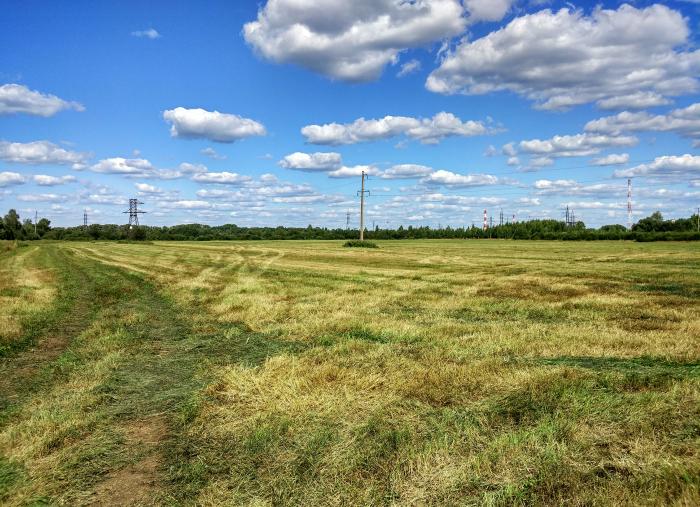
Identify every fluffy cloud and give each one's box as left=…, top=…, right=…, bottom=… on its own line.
left=559, top=201, right=622, bottom=210
left=131, top=28, right=160, bottom=39
left=271, top=194, right=344, bottom=204
left=502, top=143, right=517, bottom=157
left=484, top=145, right=497, bottom=157
left=171, top=200, right=212, bottom=209
left=596, top=92, right=672, bottom=111
left=302, top=112, right=489, bottom=145
left=591, top=153, right=629, bottom=166
left=243, top=0, right=467, bottom=82
left=178, top=162, right=208, bottom=174
left=191, top=171, right=253, bottom=185
left=196, top=177, right=318, bottom=203
left=0, top=140, right=89, bottom=166
left=328, top=165, right=380, bottom=179
left=613, top=154, right=700, bottom=178
left=391, top=193, right=504, bottom=206
left=381, top=164, right=433, bottom=179
left=464, top=0, right=514, bottom=22
left=17, top=193, right=69, bottom=203
left=0, top=171, right=25, bottom=187
left=89, top=157, right=154, bottom=175
left=195, top=189, right=243, bottom=200
left=163, top=107, right=266, bottom=143
left=427, top=4, right=700, bottom=110
left=534, top=179, right=622, bottom=196
left=200, top=147, right=227, bottom=160
left=519, top=133, right=637, bottom=158
left=82, top=188, right=127, bottom=205
left=135, top=183, right=164, bottom=194
left=585, top=103, right=700, bottom=144
left=397, top=59, right=421, bottom=78
left=421, top=170, right=499, bottom=187
left=279, top=152, right=342, bottom=171
left=0, top=84, right=84, bottom=117
left=518, top=197, right=541, bottom=206
left=86, top=158, right=207, bottom=180
left=32, top=174, right=76, bottom=186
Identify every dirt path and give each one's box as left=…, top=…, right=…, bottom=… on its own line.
left=91, top=415, right=168, bottom=506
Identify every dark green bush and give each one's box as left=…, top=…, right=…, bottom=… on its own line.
left=344, top=240, right=379, bottom=248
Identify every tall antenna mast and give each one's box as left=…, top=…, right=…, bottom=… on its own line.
left=123, top=199, right=146, bottom=229
left=83, top=209, right=88, bottom=230
left=34, top=210, right=37, bottom=236
left=345, top=210, right=350, bottom=230
left=627, top=178, right=633, bottom=230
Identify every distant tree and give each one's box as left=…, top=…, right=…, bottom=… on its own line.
left=36, top=218, right=51, bottom=237
left=3, top=209, right=21, bottom=239
left=131, top=226, right=147, bottom=240
left=22, top=219, right=38, bottom=239
left=634, top=211, right=666, bottom=232
left=599, top=224, right=626, bottom=233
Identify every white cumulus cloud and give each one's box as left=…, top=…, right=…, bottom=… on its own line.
left=279, top=152, right=342, bottom=171
left=302, top=112, right=490, bottom=145
left=614, top=154, right=700, bottom=178
left=131, top=28, right=160, bottom=39
left=0, top=84, right=84, bottom=117
left=591, top=153, right=630, bottom=166
left=0, top=171, right=25, bottom=187
left=519, top=133, right=637, bottom=158
left=427, top=4, right=700, bottom=110
left=464, top=0, right=514, bottom=22
left=163, top=107, right=266, bottom=143
left=243, top=0, right=467, bottom=82
left=32, top=174, right=76, bottom=186
left=421, top=169, right=499, bottom=187
left=397, top=59, right=421, bottom=78
left=0, top=140, right=90, bottom=167
left=178, top=162, right=208, bottom=174
left=191, top=171, right=253, bottom=185
left=585, top=103, right=700, bottom=144
left=381, top=164, right=434, bottom=179
left=17, top=193, right=69, bottom=203
left=328, top=165, right=380, bottom=179
left=90, top=157, right=154, bottom=175
left=135, top=183, right=164, bottom=194
left=200, top=147, right=227, bottom=160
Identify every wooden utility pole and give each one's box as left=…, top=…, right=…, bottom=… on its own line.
left=357, top=171, right=369, bottom=241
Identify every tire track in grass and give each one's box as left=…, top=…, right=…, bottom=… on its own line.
left=64, top=246, right=305, bottom=505
left=0, top=247, right=102, bottom=414
left=1, top=244, right=307, bottom=505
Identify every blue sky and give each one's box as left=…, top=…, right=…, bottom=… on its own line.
left=1, top=0, right=700, bottom=229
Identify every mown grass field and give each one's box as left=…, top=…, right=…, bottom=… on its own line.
left=0, top=239, right=698, bottom=505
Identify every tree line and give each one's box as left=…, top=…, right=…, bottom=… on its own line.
left=1, top=208, right=698, bottom=242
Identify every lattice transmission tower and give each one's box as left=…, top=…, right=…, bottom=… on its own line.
left=123, top=199, right=146, bottom=228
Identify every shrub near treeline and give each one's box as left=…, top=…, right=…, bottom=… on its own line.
left=1, top=208, right=699, bottom=242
